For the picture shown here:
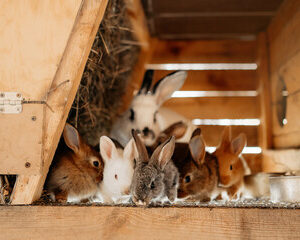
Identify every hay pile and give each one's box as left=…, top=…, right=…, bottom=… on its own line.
left=68, top=0, right=140, bottom=146
left=0, top=175, right=15, bottom=204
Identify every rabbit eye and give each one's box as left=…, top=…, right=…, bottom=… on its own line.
left=114, top=174, right=118, bottom=180
left=93, top=161, right=99, bottom=167
left=129, top=109, right=135, bottom=121
left=153, top=111, right=158, bottom=123
left=185, top=175, right=191, bottom=183
left=150, top=181, right=155, bottom=189
left=230, top=165, right=233, bottom=170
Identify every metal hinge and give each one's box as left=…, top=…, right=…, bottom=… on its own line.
left=0, top=92, right=23, bottom=114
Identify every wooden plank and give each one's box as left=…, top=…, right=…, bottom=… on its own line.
left=0, top=206, right=299, bottom=240
left=0, top=104, right=43, bottom=174
left=150, top=40, right=257, bottom=64
left=0, top=0, right=82, bottom=100
left=256, top=33, right=272, bottom=149
left=150, top=0, right=284, bottom=14
left=261, top=149, right=300, bottom=173
left=153, top=70, right=257, bottom=91
left=200, top=126, right=258, bottom=147
left=28, top=0, right=109, bottom=204
left=10, top=175, right=42, bottom=204
left=268, top=0, right=300, bottom=73
left=163, top=97, right=259, bottom=119
left=153, top=16, right=272, bottom=36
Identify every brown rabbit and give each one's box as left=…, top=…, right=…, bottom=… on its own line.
left=46, top=123, right=104, bottom=203
left=174, top=128, right=221, bottom=202
left=213, top=126, right=248, bottom=199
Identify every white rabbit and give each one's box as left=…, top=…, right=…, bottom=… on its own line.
left=97, top=136, right=136, bottom=203
left=110, top=70, right=196, bottom=147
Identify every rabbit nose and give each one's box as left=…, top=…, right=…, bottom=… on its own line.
left=124, top=188, right=130, bottom=195
left=143, top=127, right=150, bottom=136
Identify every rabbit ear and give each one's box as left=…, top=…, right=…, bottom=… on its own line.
left=63, top=123, right=81, bottom=153
left=151, top=136, right=175, bottom=170
left=189, top=135, right=206, bottom=166
left=231, top=133, right=247, bottom=156
left=219, top=126, right=232, bottom=150
left=161, top=121, right=188, bottom=140
left=123, top=138, right=138, bottom=163
left=191, top=128, right=201, bottom=139
left=152, top=71, right=187, bottom=106
left=99, top=136, right=119, bottom=163
left=131, top=129, right=149, bottom=163
left=138, top=70, right=153, bottom=95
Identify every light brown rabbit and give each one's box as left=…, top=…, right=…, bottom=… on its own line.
left=213, top=126, right=248, bottom=199
left=46, top=123, right=104, bottom=203
left=174, top=128, right=221, bottom=202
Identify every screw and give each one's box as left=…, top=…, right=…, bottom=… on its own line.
left=25, top=162, right=31, bottom=168
left=31, top=116, right=37, bottom=121
left=0, top=93, right=4, bottom=98
left=16, top=93, right=21, bottom=98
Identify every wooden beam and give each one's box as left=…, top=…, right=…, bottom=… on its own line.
left=164, top=97, right=259, bottom=119
left=153, top=70, right=257, bottom=91
left=256, top=33, right=272, bottom=149
left=30, top=0, right=108, bottom=204
left=150, top=39, right=257, bottom=64
left=0, top=206, right=299, bottom=240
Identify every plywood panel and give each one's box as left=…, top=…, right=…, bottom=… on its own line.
left=150, top=0, right=284, bottom=13
left=0, top=104, right=43, bottom=174
left=153, top=70, right=257, bottom=91
left=150, top=40, right=257, bottom=63
left=200, top=125, right=258, bottom=146
left=163, top=97, right=258, bottom=119
left=0, top=0, right=82, bottom=100
left=0, top=206, right=299, bottom=240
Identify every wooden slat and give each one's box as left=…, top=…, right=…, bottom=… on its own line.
left=163, top=97, right=258, bottom=119
left=153, top=70, right=257, bottom=91
left=256, top=33, right=272, bottom=149
left=153, top=16, right=272, bottom=36
left=0, top=206, right=299, bottom=240
left=0, top=105, right=43, bottom=174
left=200, top=126, right=258, bottom=147
left=150, top=0, right=284, bottom=14
left=27, top=0, right=109, bottom=204
left=150, top=40, right=257, bottom=64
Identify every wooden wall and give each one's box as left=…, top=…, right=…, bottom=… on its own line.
left=268, top=0, right=300, bottom=148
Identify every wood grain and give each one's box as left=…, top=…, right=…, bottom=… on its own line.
left=153, top=70, right=257, bottom=91
left=150, top=40, right=257, bottom=63
left=0, top=206, right=299, bottom=240
left=0, top=104, right=43, bottom=174
left=163, top=97, right=259, bottom=119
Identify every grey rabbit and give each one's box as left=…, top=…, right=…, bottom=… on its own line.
left=130, top=129, right=179, bottom=206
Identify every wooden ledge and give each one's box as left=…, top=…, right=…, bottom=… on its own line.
left=0, top=206, right=299, bottom=240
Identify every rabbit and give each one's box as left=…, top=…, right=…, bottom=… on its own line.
left=98, top=136, right=135, bottom=203
left=130, top=129, right=179, bottom=206
left=110, top=70, right=196, bottom=147
left=174, top=128, right=223, bottom=202
left=46, top=123, right=104, bottom=203
left=212, top=126, right=250, bottom=200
